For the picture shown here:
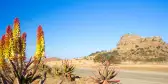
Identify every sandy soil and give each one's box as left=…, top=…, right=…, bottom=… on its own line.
left=46, top=59, right=168, bottom=72
left=45, top=59, right=168, bottom=84
left=74, top=68, right=168, bottom=84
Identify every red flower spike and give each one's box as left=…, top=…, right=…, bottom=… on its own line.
left=14, top=18, right=19, bottom=24
left=37, top=25, right=43, bottom=43
left=13, top=18, right=20, bottom=36
left=21, top=32, right=27, bottom=41
left=38, top=25, right=42, bottom=30
left=37, top=25, right=43, bottom=35
left=6, top=25, right=12, bottom=38
left=6, top=25, right=11, bottom=34
left=1, top=35, right=5, bottom=45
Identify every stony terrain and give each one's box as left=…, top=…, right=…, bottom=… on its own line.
left=86, top=34, right=168, bottom=63
left=116, top=34, right=168, bottom=62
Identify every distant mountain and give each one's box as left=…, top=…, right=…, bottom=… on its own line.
left=44, top=57, right=61, bottom=63
left=86, top=34, right=168, bottom=63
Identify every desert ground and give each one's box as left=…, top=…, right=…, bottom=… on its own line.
left=45, top=60, right=168, bottom=84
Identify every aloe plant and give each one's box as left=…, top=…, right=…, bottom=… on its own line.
left=52, top=60, right=77, bottom=82
left=61, top=60, right=75, bottom=81
left=91, top=61, right=120, bottom=84
left=0, top=18, right=46, bottom=84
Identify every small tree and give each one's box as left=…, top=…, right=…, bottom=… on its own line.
left=93, top=51, right=121, bottom=64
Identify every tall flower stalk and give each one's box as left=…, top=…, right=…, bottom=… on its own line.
left=13, top=18, right=21, bottom=55
left=0, top=18, right=46, bottom=84
left=0, top=35, right=6, bottom=68
left=34, top=25, right=45, bottom=62
left=21, top=32, right=26, bottom=60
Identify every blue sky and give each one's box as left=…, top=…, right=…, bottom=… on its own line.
left=0, top=0, right=168, bottom=59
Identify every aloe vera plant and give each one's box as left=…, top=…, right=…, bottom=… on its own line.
left=61, top=60, right=75, bottom=81
left=91, top=61, right=120, bottom=84
left=52, top=60, right=78, bottom=82
left=0, top=18, right=46, bottom=84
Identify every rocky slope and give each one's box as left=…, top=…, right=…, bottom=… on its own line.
left=87, top=34, right=168, bottom=62
left=116, top=34, right=168, bottom=62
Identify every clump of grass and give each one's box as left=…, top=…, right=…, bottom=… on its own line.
left=90, top=61, right=120, bottom=84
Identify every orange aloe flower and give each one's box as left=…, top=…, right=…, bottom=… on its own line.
left=4, top=25, right=12, bottom=59
left=20, top=32, right=27, bottom=61
left=0, top=35, right=6, bottom=68
left=13, top=18, right=21, bottom=38
left=13, top=18, right=21, bottom=54
left=34, top=25, right=45, bottom=61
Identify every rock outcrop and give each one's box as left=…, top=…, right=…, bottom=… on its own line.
left=87, top=34, right=168, bottom=63
left=116, top=34, right=168, bottom=62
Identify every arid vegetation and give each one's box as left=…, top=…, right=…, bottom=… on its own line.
left=1, top=18, right=167, bottom=84
left=0, top=18, right=120, bottom=84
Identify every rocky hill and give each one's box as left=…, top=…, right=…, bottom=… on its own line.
left=116, top=34, right=168, bottom=62
left=87, top=34, right=168, bottom=63
left=117, top=34, right=166, bottom=51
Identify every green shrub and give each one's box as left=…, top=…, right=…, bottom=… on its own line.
left=93, top=51, right=121, bottom=64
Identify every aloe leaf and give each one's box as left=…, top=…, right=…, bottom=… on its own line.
left=98, top=69, right=105, bottom=80
left=103, top=67, right=108, bottom=78
left=107, top=70, right=113, bottom=80
left=31, top=75, right=41, bottom=83
left=10, top=60, right=20, bottom=80
left=109, top=72, right=118, bottom=79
